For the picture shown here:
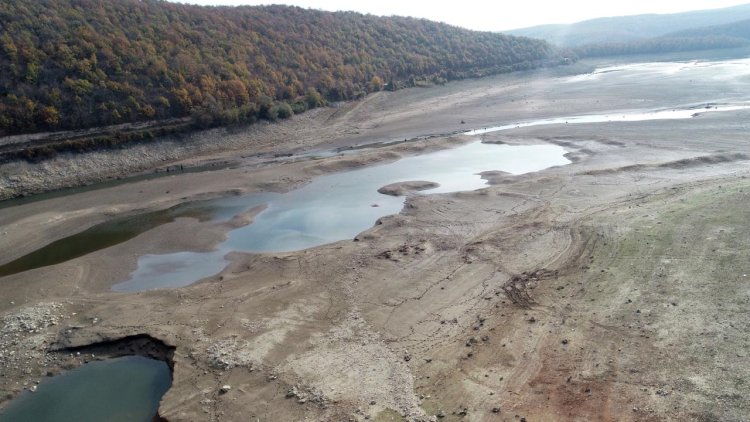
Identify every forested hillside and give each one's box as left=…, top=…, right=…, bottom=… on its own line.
left=573, top=19, right=750, bottom=58
left=0, top=0, right=570, bottom=137
left=668, top=19, right=750, bottom=39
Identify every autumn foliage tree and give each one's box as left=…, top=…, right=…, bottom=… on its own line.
left=0, top=0, right=573, bottom=136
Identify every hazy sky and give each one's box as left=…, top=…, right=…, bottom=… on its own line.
left=171, top=0, right=750, bottom=30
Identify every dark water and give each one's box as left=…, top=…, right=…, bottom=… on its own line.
left=0, top=197, right=256, bottom=278
left=0, top=356, right=171, bottom=422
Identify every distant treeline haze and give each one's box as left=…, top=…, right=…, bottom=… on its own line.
left=572, top=17, right=750, bottom=58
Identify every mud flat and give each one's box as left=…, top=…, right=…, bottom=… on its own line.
left=377, top=181, right=440, bottom=196
left=1, top=55, right=750, bottom=421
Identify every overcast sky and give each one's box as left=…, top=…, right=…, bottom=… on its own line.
left=170, top=0, right=750, bottom=31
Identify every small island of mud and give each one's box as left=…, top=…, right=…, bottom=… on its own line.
left=377, top=180, right=439, bottom=196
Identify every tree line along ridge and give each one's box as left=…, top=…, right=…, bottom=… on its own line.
left=0, top=0, right=572, bottom=138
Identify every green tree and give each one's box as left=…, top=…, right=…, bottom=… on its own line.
left=304, top=88, right=325, bottom=108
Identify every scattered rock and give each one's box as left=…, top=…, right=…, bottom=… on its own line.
left=219, top=385, right=231, bottom=394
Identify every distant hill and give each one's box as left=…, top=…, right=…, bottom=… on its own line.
left=668, top=18, right=750, bottom=39
left=573, top=18, right=750, bottom=59
left=0, top=0, right=571, bottom=137
left=507, top=3, right=750, bottom=46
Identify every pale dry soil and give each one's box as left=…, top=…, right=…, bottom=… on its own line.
left=0, top=63, right=749, bottom=422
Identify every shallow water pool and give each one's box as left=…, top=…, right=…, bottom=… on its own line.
left=0, top=356, right=171, bottom=422
left=115, top=142, right=570, bottom=291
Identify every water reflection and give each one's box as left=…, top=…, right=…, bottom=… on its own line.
left=115, top=142, right=570, bottom=291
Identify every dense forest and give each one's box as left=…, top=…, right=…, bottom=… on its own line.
left=0, top=0, right=571, bottom=137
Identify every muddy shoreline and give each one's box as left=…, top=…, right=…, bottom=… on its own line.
left=2, top=55, right=750, bottom=421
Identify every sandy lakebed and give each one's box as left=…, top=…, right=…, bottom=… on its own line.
left=1, top=55, right=750, bottom=421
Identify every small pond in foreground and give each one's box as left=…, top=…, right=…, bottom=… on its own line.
left=0, top=356, right=171, bottom=422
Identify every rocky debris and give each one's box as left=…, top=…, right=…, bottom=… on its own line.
left=206, top=338, right=257, bottom=370
left=219, top=385, right=231, bottom=394
left=284, top=384, right=328, bottom=407
left=1, top=303, right=65, bottom=382
left=2, top=303, right=63, bottom=335
left=655, top=386, right=672, bottom=396
left=502, top=269, right=559, bottom=308
left=377, top=243, right=429, bottom=262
